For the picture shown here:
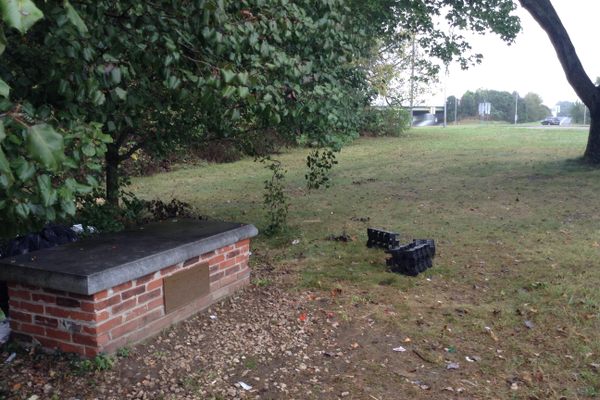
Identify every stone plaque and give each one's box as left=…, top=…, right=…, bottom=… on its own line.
left=163, top=263, right=210, bottom=313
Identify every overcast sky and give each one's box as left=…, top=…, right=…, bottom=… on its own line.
left=438, top=0, right=600, bottom=107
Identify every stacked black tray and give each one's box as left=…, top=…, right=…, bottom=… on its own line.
left=367, top=228, right=436, bottom=276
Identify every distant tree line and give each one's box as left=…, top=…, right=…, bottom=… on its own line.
left=445, top=89, right=550, bottom=123
left=556, top=100, right=591, bottom=124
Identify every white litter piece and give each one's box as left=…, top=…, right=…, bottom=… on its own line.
left=5, top=352, right=16, bottom=364
left=71, top=224, right=97, bottom=234
left=238, top=381, right=253, bottom=391
left=0, top=320, right=10, bottom=345
left=71, top=224, right=84, bottom=234
left=209, top=315, right=217, bottom=320
left=292, top=239, right=300, bottom=245
left=392, top=346, right=407, bottom=352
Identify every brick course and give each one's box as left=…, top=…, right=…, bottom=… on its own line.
left=7, top=238, right=252, bottom=357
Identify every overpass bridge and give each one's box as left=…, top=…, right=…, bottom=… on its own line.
left=411, top=106, right=445, bottom=126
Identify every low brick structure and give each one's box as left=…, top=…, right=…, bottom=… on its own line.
left=0, top=220, right=257, bottom=357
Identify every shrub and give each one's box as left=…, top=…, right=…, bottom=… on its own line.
left=76, top=191, right=196, bottom=234
left=75, top=190, right=146, bottom=233
left=359, top=107, right=411, bottom=137
left=262, top=158, right=289, bottom=235
left=305, top=148, right=338, bottom=190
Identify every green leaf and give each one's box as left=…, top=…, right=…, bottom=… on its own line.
left=62, top=157, right=78, bottom=169
left=110, top=67, right=121, bottom=84
left=237, top=72, right=249, bottom=85
left=0, top=120, right=5, bottom=142
left=82, top=143, right=95, bottom=156
left=13, top=158, right=35, bottom=180
left=92, top=90, right=106, bottom=105
left=27, top=124, right=64, bottom=170
left=221, top=69, right=236, bottom=84
left=15, top=202, right=30, bottom=218
left=0, top=26, right=6, bottom=55
left=63, top=0, right=87, bottom=34
left=45, top=206, right=56, bottom=221
left=61, top=197, right=76, bottom=215
left=238, top=86, right=250, bottom=99
left=221, top=86, right=236, bottom=98
left=0, top=146, right=12, bottom=178
left=85, top=175, right=98, bottom=187
left=37, top=174, right=57, bottom=207
left=0, top=0, right=44, bottom=34
left=64, top=177, right=91, bottom=193
left=114, top=87, right=127, bottom=100
left=0, top=78, right=10, bottom=98
left=165, top=76, right=180, bottom=89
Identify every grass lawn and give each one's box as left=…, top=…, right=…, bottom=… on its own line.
left=132, top=124, right=600, bottom=398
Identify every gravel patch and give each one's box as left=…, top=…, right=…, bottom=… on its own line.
left=1, top=284, right=350, bottom=400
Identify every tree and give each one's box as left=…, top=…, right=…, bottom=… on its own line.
left=0, top=0, right=524, bottom=237
left=2, top=0, right=375, bottom=209
left=519, top=0, right=600, bottom=163
left=460, top=91, right=478, bottom=119
left=556, top=101, right=575, bottom=117
left=367, top=39, right=439, bottom=107
left=0, top=1, right=111, bottom=238
left=473, top=89, right=515, bottom=122
left=522, top=93, right=550, bottom=122
left=570, top=101, right=588, bottom=125
left=446, top=96, right=458, bottom=123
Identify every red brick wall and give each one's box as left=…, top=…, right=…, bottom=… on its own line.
left=7, top=239, right=251, bottom=357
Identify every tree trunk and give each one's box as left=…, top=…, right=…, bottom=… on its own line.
left=583, top=110, right=600, bottom=164
left=519, top=0, right=600, bottom=162
left=105, top=143, right=120, bottom=207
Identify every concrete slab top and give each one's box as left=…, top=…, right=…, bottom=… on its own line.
left=0, top=219, right=258, bottom=295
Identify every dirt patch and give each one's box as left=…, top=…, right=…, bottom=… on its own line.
left=0, top=276, right=498, bottom=400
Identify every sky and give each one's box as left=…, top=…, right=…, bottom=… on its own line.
left=435, top=0, right=600, bottom=108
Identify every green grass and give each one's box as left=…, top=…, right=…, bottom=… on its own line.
left=132, top=124, right=600, bottom=397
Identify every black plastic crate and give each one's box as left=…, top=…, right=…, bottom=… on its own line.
left=413, top=239, right=436, bottom=258
left=386, top=242, right=434, bottom=276
left=366, top=228, right=400, bottom=250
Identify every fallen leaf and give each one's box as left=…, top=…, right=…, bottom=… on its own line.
left=524, top=320, right=535, bottom=329
left=485, top=326, right=499, bottom=341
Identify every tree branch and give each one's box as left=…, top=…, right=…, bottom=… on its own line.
left=518, top=0, right=596, bottom=107
left=119, top=141, right=145, bottom=162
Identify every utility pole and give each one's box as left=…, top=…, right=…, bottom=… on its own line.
left=514, top=92, right=518, bottom=125
left=454, top=96, right=458, bottom=125
left=443, top=65, right=448, bottom=128
left=584, top=107, right=587, bottom=125
left=409, top=34, right=416, bottom=127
